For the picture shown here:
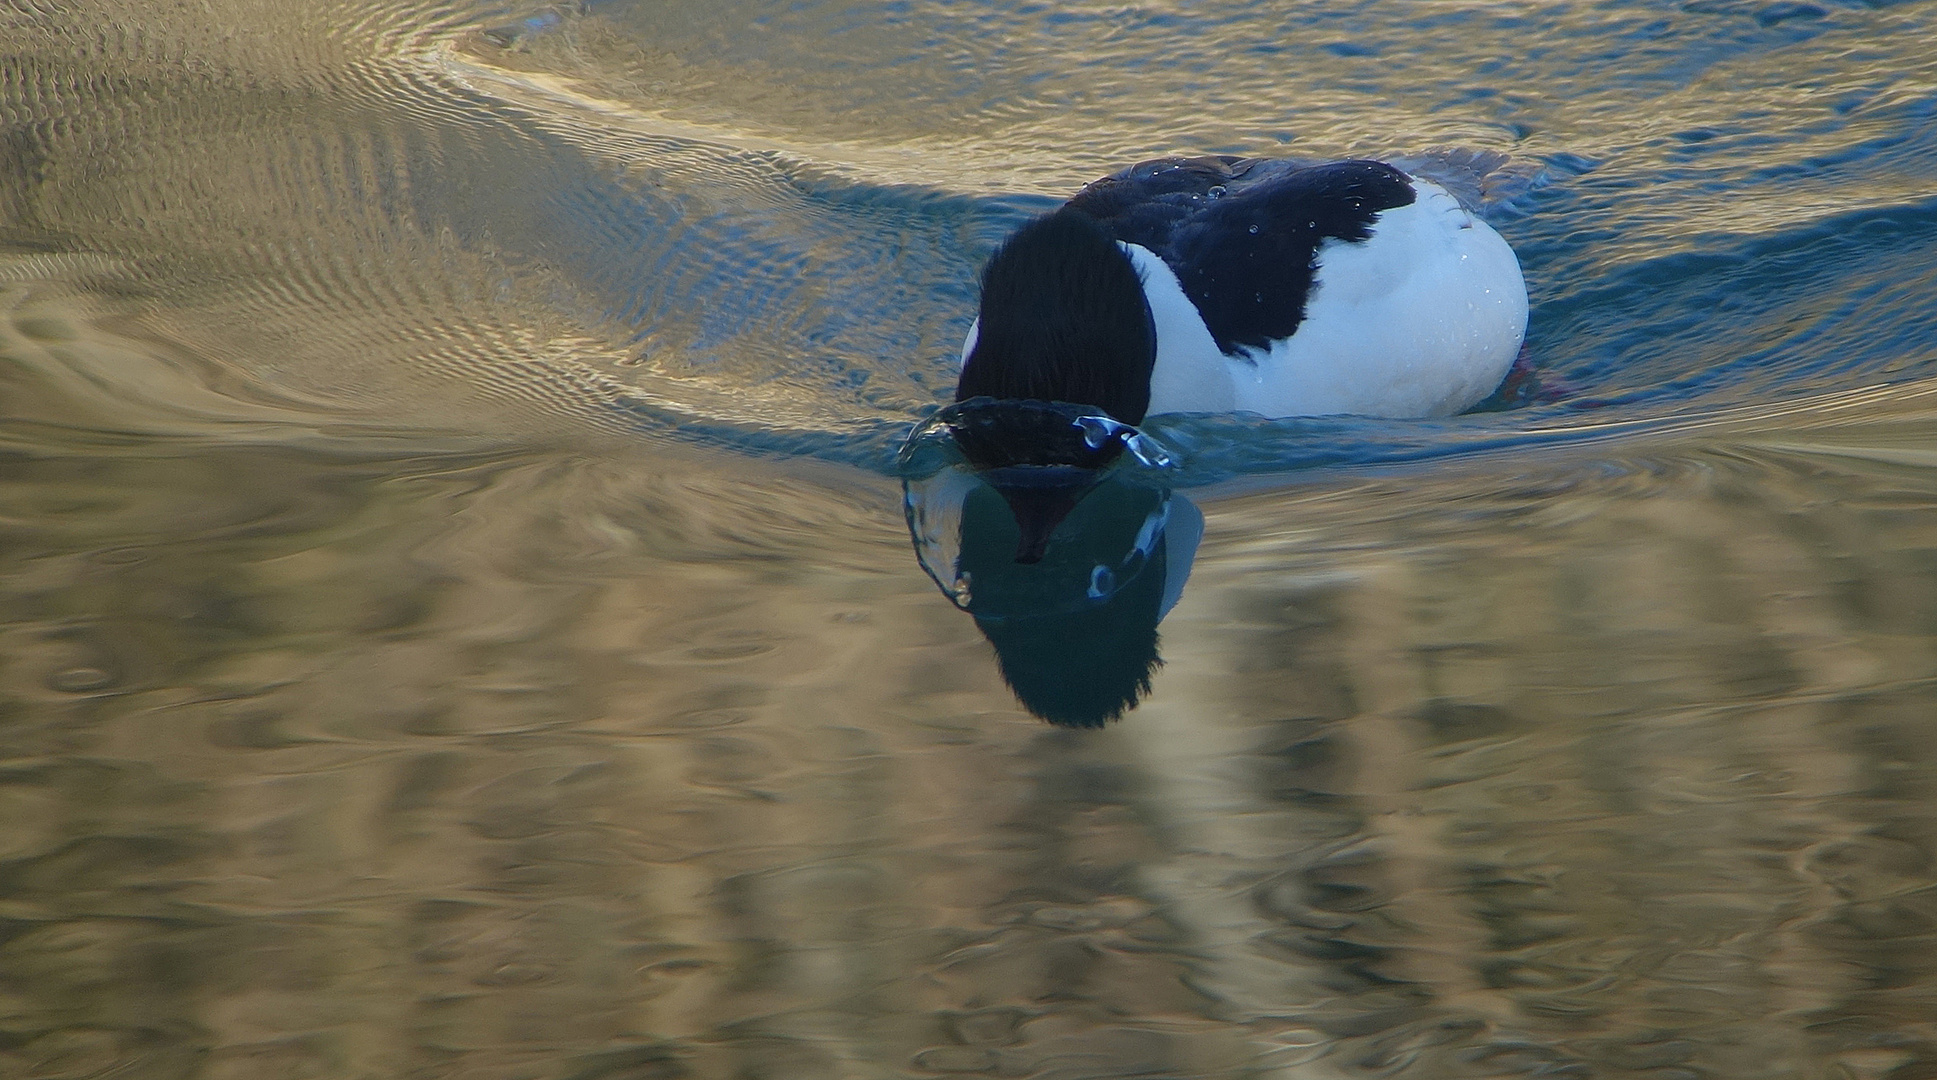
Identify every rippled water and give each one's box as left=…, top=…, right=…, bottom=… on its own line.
left=6, top=0, right=1937, bottom=1077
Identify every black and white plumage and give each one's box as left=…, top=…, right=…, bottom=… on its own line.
left=956, top=155, right=1529, bottom=424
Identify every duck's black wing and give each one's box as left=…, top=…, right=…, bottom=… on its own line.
left=1064, top=156, right=1417, bottom=356
left=1061, top=155, right=1259, bottom=252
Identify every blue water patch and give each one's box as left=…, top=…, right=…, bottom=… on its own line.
left=443, top=0, right=1937, bottom=482
left=595, top=167, right=1937, bottom=484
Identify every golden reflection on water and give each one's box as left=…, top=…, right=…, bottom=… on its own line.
left=7, top=0, right=1937, bottom=1076
left=5, top=398, right=1937, bottom=1077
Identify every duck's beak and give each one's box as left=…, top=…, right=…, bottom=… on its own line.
left=930, top=398, right=1133, bottom=563
left=991, top=481, right=1083, bottom=564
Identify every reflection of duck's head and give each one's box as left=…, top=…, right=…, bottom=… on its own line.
left=899, top=386, right=1193, bottom=727
left=947, top=479, right=1200, bottom=727
left=974, top=572, right=1165, bottom=728
left=959, top=482, right=1167, bottom=727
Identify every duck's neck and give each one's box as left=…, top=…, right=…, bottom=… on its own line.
left=957, top=211, right=1157, bottom=425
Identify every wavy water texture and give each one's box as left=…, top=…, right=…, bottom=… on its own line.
left=2, top=0, right=1936, bottom=474
left=6, top=424, right=1937, bottom=1079
left=8, top=4, right=1937, bottom=1079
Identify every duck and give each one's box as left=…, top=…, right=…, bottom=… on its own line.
left=955, top=154, right=1528, bottom=425
left=939, top=154, right=1528, bottom=565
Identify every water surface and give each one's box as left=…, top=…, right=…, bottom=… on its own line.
left=5, top=1, right=1937, bottom=1077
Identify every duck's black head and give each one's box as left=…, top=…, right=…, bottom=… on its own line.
left=953, top=211, right=1158, bottom=563
left=958, top=210, right=1157, bottom=426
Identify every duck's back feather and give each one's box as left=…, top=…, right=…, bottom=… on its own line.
left=1064, top=155, right=1526, bottom=419
left=1220, top=181, right=1527, bottom=418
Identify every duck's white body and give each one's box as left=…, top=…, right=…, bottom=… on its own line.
left=960, top=162, right=1528, bottom=421
left=1130, top=180, right=1526, bottom=418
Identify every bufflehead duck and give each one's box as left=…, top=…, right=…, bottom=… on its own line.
left=956, top=155, right=1529, bottom=424
left=942, top=154, right=1527, bottom=563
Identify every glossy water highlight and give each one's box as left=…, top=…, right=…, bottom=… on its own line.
left=4, top=0, right=1934, bottom=473
left=7, top=1, right=1937, bottom=1079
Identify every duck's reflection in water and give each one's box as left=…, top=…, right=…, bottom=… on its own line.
left=904, top=459, right=1200, bottom=727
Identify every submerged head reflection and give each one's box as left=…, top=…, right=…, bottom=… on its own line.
left=958, top=479, right=1199, bottom=726
left=901, top=400, right=1200, bottom=727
